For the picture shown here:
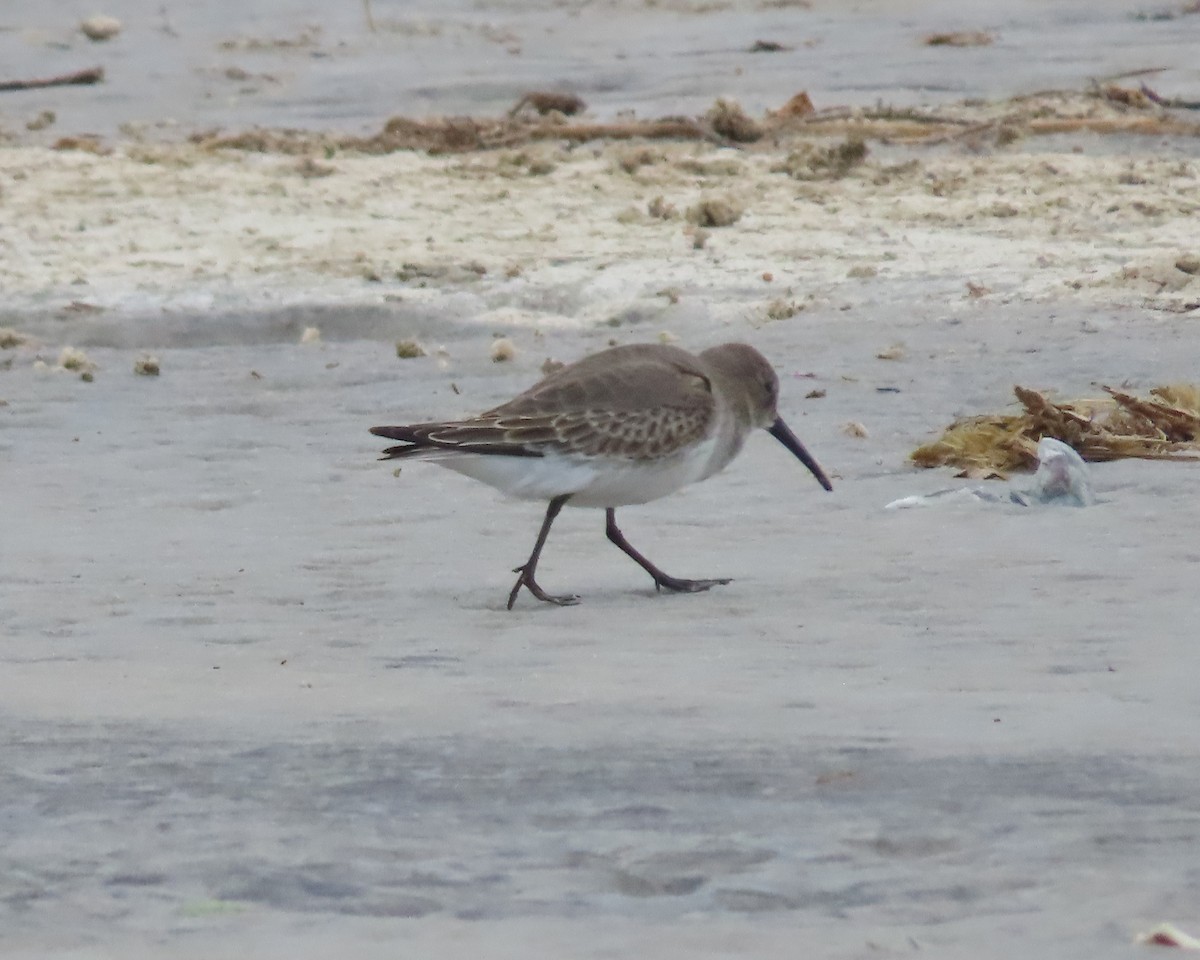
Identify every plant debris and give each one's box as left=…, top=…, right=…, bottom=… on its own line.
left=924, top=31, right=994, bottom=47
left=0, top=328, right=32, bottom=349
left=133, top=354, right=161, bottom=376
left=773, top=137, right=868, bottom=180
left=178, top=86, right=1200, bottom=160
left=768, top=91, right=816, bottom=122
left=58, top=346, right=97, bottom=381
left=295, top=156, right=335, bottom=178
left=51, top=136, right=111, bottom=155
left=912, top=384, right=1200, bottom=472
left=705, top=98, right=764, bottom=143
left=1102, top=84, right=1153, bottom=109
left=0, top=66, right=104, bottom=93
left=686, top=197, right=743, bottom=227
left=646, top=195, right=677, bottom=219
left=765, top=298, right=802, bottom=321
left=509, top=92, right=586, bottom=117
left=395, top=339, right=426, bottom=359
left=1138, top=83, right=1200, bottom=110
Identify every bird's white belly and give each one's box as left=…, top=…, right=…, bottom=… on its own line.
left=434, top=438, right=720, bottom=508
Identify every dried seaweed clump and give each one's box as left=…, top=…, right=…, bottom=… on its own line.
left=773, top=137, right=868, bottom=180
left=912, top=384, right=1200, bottom=472
left=686, top=197, right=743, bottom=227
left=0, top=327, right=31, bottom=349
left=191, top=128, right=338, bottom=156
left=705, top=98, right=764, bottom=143
left=195, top=118, right=499, bottom=156
left=364, top=116, right=493, bottom=154
left=509, top=92, right=586, bottom=117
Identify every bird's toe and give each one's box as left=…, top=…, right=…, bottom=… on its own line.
left=655, top=575, right=732, bottom=593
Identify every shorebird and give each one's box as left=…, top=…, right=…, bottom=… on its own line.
left=371, top=342, right=832, bottom=609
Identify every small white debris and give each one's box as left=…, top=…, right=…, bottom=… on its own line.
left=490, top=338, right=516, bottom=363
left=1027, top=437, right=1095, bottom=506
left=885, top=489, right=991, bottom=511
left=299, top=326, right=321, bottom=345
left=80, top=15, right=122, bottom=41
left=1136, top=923, right=1200, bottom=949
left=885, top=495, right=933, bottom=511
left=885, top=438, right=1095, bottom=511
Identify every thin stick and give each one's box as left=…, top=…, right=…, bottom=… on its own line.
left=0, top=66, right=104, bottom=93
left=1140, top=83, right=1200, bottom=110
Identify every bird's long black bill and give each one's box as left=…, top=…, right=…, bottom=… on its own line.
left=768, top=418, right=833, bottom=491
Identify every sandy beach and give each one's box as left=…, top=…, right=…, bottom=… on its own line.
left=3, top=1, right=1200, bottom=957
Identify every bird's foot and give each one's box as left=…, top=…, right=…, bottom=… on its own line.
left=507, top=564, right=581, bottom=610
left=653, top=575, right=733, bottom=594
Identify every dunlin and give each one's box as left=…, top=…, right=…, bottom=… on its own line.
left=371, top=342, right=832, bottom=608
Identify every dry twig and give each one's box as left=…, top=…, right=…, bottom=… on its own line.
left=0, top=66, right=104, bottom=93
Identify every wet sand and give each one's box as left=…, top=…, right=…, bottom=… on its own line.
left=4, top=1, right=1200, bottom=957
left=5, top=298, right=1200, bottom=957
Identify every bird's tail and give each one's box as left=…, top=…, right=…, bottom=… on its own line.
left=369, top=423, right=545, bottom=460
left=369, top=425, right=440, bottom=460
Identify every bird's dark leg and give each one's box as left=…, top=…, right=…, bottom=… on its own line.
left=605, top=508, right=731, bottom=594
left=508, top=494, right=580, bottom=609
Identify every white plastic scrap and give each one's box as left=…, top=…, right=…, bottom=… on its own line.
left=1136, top=922, right=1200, bottom=949
left=886, top=437, right=1095, bottom=510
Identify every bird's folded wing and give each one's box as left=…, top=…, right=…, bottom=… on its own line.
left=372, top=402, right=712, bottom=461
left=373, top=348, right=718, bottom=460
